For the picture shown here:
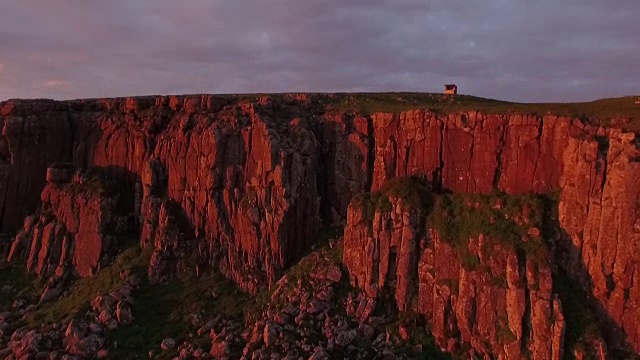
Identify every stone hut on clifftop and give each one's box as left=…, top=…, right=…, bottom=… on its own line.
left=444, top=84, right=457, bottom=95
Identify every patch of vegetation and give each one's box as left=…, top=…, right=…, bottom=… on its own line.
left=430, top=192, right=545, bottom=257
left=27, top=242, right=149, bottom=326
left=325, top=93, right=640, bottom=132
left=352, top=175, right=432, bottom=226
left=108, top=267, right=250, bottom=360
left=0, top=261, right=42, bottom=309
left=459, top=252, right=481, bottom=271
left=351, top=191, right=392, bottom=224
left=351, top=177, right=557, bottom=272
left=379, top=175, right=433, bottom=211
left=13, top=239, right=251, bottom=360
left=65, top=167, right=118, bottom=198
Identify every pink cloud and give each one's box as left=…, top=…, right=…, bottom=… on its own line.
left=41, top=80, right=71, bottom=88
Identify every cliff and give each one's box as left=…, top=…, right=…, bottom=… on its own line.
left=344, top=181, right=568, bottom=359
left=7, top=164, right=123, bottom=280
left=0, top=94, right=638, bottom=357
left=558, top=129, right=640, bottom=352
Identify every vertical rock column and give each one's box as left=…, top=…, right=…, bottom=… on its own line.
left=558, top=129, right=640, bottom=352
left=8, top=165, right=120, bottom=278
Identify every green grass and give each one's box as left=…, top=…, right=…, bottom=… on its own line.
left=8, top=240, right=250, bottom=359
left=352, top=192, right=392, bottom=225
left=107, top=268, right=250, bottom=360
left=379, top=175, right=433, bottom=211
left=0, top=261, right=42, bottom=309
left=352, top=175, right=432, bottom=226
left=326, top=93, right=640, bottom=131
left=430, top=192, right=546, bottom=257
left=26, top=243, right=149, bottom=326
left=351, top=177, right=553, bottom=271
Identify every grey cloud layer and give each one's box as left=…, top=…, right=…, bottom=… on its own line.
left=0, top=0, right=638, bottom=102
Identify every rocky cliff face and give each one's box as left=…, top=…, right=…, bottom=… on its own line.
left=0, top=95, right=639, bottom=356
left=2, top=96, right=326, bottom=293
left=343, top=183, right=569, bottom=359
left=558, top=129, right=640, bottom=353
left=7, top=164, right=123, bottom=281
left=370, top=110, right=573, bottom=194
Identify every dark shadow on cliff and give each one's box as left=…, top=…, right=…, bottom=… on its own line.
left=92, top=165, right=141, bottom=236
left=543, top=197, right=639, bottom=358
left=555, top=233, right=639, bottom=358
left=314, top=112, right=371, bottom=226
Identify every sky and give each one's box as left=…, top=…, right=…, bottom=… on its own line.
left=0, top=0, right=638, bottom=102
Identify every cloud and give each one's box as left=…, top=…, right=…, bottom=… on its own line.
left=0, top=0, right=638, bottom=102
left=41, top=80, right=70, bottom=88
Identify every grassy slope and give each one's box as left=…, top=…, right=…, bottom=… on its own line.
left=107, top=266, right=250, bottom=359
left=0, top=244, right=251, bottom=360
left=0, top=223, right=449, bottom=359
left=0, top=261, right=42, bottom=308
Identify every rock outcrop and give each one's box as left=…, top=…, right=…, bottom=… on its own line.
left=0, top=94, right=638, bottom=355
left=130, top=99, right=322, bottom=292
left=7, top=164, right=122, bottom=279
left=558, top=129, right=640, bottom=352
left=370, top=110, right=573, bottom=194
left=0, top=270, right=141, bottom=359
left=2, top=96, right=325, bottom=293
left=344, top=182, right=569, bottom=359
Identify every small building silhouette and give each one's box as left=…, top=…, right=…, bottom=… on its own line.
left=635, top=97, right=640, bottom=105
left=444, top=84, right=457, bottom=95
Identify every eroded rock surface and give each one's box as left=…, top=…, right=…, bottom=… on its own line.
left=7, top=165, right=122, bottom=279
left=558, top=129, right=640, bottom=352
left=343, top=182, right=609, bottom=359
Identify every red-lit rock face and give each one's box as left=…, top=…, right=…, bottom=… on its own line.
left=343, top=193, right=567, bottom=359
left=0, top=95, right=638, bottom=355
left=8, top=167, right=119, bottom=278
left=370, top=110, right=574, bottom=194
left=558, top=130, right=640, bottom=351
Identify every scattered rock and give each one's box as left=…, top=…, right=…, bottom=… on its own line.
left=263, top=322, right=278, bottom=347
left=161, top=338, right=176, bottom=351
left=210, top=340, right=229, bottom=358
left=116, top=302, right=133, bottom=326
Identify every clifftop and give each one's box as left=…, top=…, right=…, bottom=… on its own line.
left=2, top=92, right=640, bottom=130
